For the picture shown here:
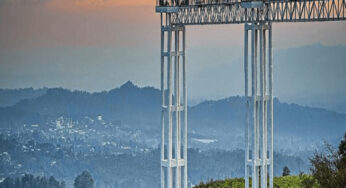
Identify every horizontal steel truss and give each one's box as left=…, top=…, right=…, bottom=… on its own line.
left=244, top=22, right=274, bottom=188
left=170, top=0, right=346, bottom=25
left=161, top=13, right=188, bottom=188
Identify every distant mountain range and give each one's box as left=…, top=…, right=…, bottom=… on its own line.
left=0, top=81, right=345, bottom=151
left=0, top=81, right=161, bottom=130
left=0, top=81, right=345, bottom=187
left=0, top=88, right=47, bottom=107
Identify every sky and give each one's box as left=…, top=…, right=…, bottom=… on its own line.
left=0, top=0, right=346, bottom=111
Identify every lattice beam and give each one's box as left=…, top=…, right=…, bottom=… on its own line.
left=157, top=0, right=346, bottom=25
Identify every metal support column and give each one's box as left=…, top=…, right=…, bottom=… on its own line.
left=244, top=23, right=250, bottom=188
left=268, top=22, right=274, bottom=188
left=244, top=21, right=273, bottom=188
left=182, top=25, right=188, bottom=188
left=161, top=12, right=187, bottom=188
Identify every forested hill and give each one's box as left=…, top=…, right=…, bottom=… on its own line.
left=1, top=82, right=345, bottom=187
left=1, top=81, right=345, bottom=147
left=0, top=88, right=47, bottom=107
left=0, top=81, right=161, bottom=129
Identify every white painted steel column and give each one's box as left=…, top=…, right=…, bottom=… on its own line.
left=160, top=13, right=166, bottom=188
left=269, top=23, right=274, bottom=188
left=251, top=22, right=258, bottom=188
left=182, top=27, right=188, bottom=188
left=263, top=28, right=268, bottom=188
left=247, top=21, right=272, bottom=188
left=260, top=23, right=267, bottom=188
left=260, top=23, right=264, bottom=188
left=175, top=28, right=181, bottom=188
left=160, top=20, right=187, bottom=188
left=256, top=26, right=260, bottom=188
left=167, top=23, right=173, bottom=188
left=244, top=23, right=250, bottom=188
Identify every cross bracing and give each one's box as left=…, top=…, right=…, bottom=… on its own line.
left=156, top=0, right=346, bottom=25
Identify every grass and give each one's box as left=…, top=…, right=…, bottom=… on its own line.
left=194, top=175, right=319, bottom=188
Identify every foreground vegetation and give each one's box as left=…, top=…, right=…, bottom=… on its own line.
left=195, top=133, right=346, bottom=188
left=194, top=174, right=317, bottom=188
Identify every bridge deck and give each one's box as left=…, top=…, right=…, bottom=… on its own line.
left=156, top=0, right=346, bottom=25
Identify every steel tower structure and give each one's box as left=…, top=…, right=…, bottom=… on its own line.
left=156, top=0, right=346, bottom=188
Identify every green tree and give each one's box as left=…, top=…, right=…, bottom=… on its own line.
left=74, top=171, right=94, bottom=188
left=310, top=133, right=346, bottom=188
left=299, top=173, right=318, bottom=188
left=282, top=166, right=290, bottom=176
left=0, top=174, right=65, bottom=188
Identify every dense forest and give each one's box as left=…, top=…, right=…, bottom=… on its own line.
left=0, top=171, right=94, bottom=188
left=0, top=174, right=65, bottom=188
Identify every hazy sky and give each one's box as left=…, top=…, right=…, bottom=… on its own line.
left=1, top=0, right=346, bottom=111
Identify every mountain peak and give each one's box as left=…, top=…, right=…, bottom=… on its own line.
left=120, top=81, right=136, bottom=90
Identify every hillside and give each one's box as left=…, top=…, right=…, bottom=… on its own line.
left=0, top=81, right=161, bottom=130
left=0, top=88, right=47, bottom=107
left=0, top=82, right=345, bottom=187
left=0, top=81, right=345, bottom=152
